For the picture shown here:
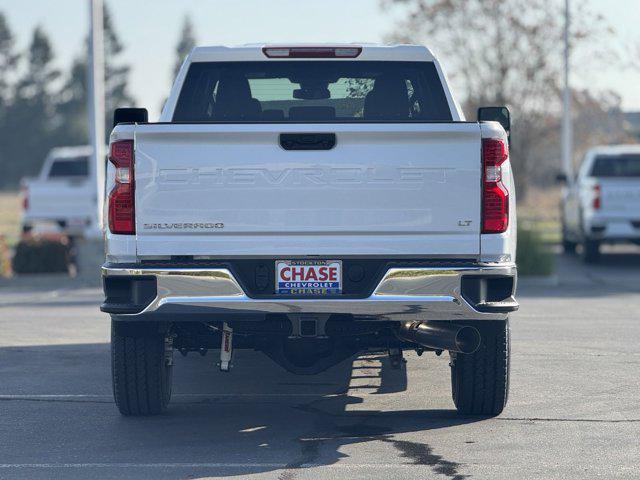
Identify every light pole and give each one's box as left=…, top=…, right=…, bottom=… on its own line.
left=87, top=0, right=105, bottom=236
left=561, top=0, right=573, bottom=179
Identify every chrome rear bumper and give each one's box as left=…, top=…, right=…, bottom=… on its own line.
left=102, top=264, right=517, bottom=322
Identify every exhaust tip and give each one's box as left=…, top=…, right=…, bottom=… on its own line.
left=455, top=326, right=481, bottom=354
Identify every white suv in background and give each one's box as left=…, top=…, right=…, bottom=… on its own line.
left=561, top=145, right=640, bottom=262
left=21, top=146, right=95, bottom=238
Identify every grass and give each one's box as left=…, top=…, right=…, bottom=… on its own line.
left=516, top=186, right=560, bottom=276
left=0, top=191, right=20, bottom=248
left=516, top=222, right=555, bottom=276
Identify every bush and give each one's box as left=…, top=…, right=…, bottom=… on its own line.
left=11, top=238, right=70, bottom=274
left=517, top=223, right=555, bottom=276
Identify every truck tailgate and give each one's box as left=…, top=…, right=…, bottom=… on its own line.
left=599, top=179, right=640, bottom=215
left=27, top=179, right=93, bottom=220
left=133, top=123, right=481, bottom=257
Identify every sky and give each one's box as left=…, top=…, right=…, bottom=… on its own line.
left=0, top=0, right=639, bottom=120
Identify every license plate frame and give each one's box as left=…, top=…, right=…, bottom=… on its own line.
left=275, top=260, right=342, bottom=295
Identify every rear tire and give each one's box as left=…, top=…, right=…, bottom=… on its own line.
left=562, top=238, right=577, bottom=254
left=450, top=319, right=510, bottom=416
left=111, top=321, right=173, bottom=416
left=582, top=239, right=600, bottom=263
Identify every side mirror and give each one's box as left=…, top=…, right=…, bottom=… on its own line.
left=556, top=173, right=568, bottom=184
left=113, top=108, right=148, bottom=128
left=478, top=106, right=510, bottom=141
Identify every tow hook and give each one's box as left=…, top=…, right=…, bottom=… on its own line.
left=219, top=322, right=233, bottom=372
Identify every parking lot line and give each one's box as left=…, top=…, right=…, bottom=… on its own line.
left=0, top=463, right=438, bottom=469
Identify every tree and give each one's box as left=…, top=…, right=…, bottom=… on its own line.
left=382, top=0, right=611, bottom=196
left=173, top=16, right=196, bottom=80
left=0, top=11, right=20, bottom=188
left=0, top=12, right=19, bottom=108
left=103, top=3, right=134, bottom=131
left=55, top=2, right=135, bottom=145
left=1, top=26, right=59, bottom=187
left=54, top=57, right=87, bottom=147
left=572, top=90, right=633, bottom=165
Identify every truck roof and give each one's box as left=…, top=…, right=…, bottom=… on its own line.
left=188, top=44, right=437, bottom=63
left=586, top=145, right=640, bottom=156
left=159, top=43, right=459, bottom=122
left=48, top=146, right=93, bottom=159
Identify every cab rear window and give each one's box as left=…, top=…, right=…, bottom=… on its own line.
left=591, top=154, right=640, bottom=177
left=48, top=157, right=89, bottom=178
left=173, top=61, right=452, bottom=123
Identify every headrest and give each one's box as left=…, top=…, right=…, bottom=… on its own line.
left=373, top=75, right=408, bottom=95
left=364, top=74, right=410, bottom=120
left=214, top=73, right=261, bottom=119
left=216, top=73, right=253, bottom=105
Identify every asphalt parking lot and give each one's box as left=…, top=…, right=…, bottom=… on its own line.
left=1, top=248, right=639, bottom=479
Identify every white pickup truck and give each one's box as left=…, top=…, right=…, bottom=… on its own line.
left=21, top=146, right=95, bottom=237
left=101, top=44, right=518, bottom=417
left=561, top=145, right=640, bottom=262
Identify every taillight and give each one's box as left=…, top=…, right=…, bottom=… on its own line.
left=482, top=138, right=509, bottom=234
left=591, top=184, right=602, bottom=210
left=21, top=185, right=28, bottom=211
left=262, top=46, right=362, bottom=58
left=108, top=140, right=135, bottom=234
left=592, top=184, right=601, bottom=210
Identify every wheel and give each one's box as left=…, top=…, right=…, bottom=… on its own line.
left=562, top=239, right=577, bottom=254
left=582, top=239, right=600, bottom=263
left=450, top=319, right=510, bottom=416
left=111, top=320, right=173, bottom=416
